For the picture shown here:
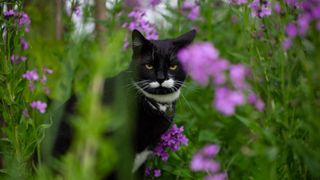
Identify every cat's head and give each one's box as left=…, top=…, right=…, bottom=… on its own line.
left=130, top=29, right=196, bottom=103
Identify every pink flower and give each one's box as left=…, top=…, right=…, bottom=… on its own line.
left=153, top=169, right=161, bottom=177
left=214, top=87, right=245, bottom=116
left=30, top=100, right=47, bottom=113
left=22, top=70, right=39, bottom=81
left=229, top=64, right=249, bottom=89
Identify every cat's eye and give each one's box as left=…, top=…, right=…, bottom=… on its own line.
left=169, top=65, right=178, bottom=70
left=145, top=64, right=153, bottom=70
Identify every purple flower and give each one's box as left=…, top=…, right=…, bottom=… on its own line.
left=285, top=0, right=300, bottom=8
left=153, top=169, right=161, bottom=177
left=190, top=144, right=227, bottom=179
left=178, top=43, right=220, bottom=85
left=286, top=23, right=298, bottom=38
left=249, top=0, right=272, bottom=18
left=229, top=64, right=249, bottom=89
left=182, top=1, right=200, bottom=21
left=145, top=167, right=151, bottom=176
left=214, top=87, right=245, bottom=116
left=273, top=2, right=281, bottom=14
left=18, top=12, right=31, bottom=32
left=153, top=124, right=188, bottom=161
left=297, top=14, right=311, bottom=35
left=248, top=93, right=265, bottom=111
left=20, top=38, right=29, bottom=50
left=282, top=38, right=292, bottom=50
left=123, top=9, right=158, bottom=47
left=22, top=70, right=39, bottom=81
left=30, top=100, right=47, bottom=114
left=11, top=55, right=27, bottom=64
left=205, top=173, right=228, bottom=180
left=150, top=0, right=161, bottom=7
left=74, top=6, right=81, bottom=17
left=4, top=10, right=16, bottom=17
left=202, top=144, right=220, bottom=157
left=28, top=82, right=36, bottom=91
left=284, top=0, right=320, bottom=48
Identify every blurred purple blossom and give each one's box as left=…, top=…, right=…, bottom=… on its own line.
left=178, top=42, right=264, bottom=115
left=249, top=0, right=272, bottom=18
left=182, top=1, right=200, bottom=21
left=30, top=100, right=47, bottom=114
left=190, top=144, right=227, bottom=180
left=150, top=0, right=161, bottom=7
left=282, top=38, right=292, bottom=50
left=22, top=70, right=39, bottom=81
left=214, top=87, right=245, bottom=116
left=28, top=82, right=36, bottom=91
left=284, top=0, right=320, bottom=49
left=153, top=124, right=188, bottom=161
left=230, top=64, right=249, bottom=89
left=73, top=6, right=81, bottom=17
left=20, top=37, right=29, bottom=50
left=145, top=167, right=151, bottom=176
left=205, top=173, right=228, bottom=180
left=285, top=0, right=300, bottom=8
left=123, top=9, right=158, bottom=47
left=286, top=23, right=298, bottom=38
left=18, top=12, right=31, bottom=32
left=4, top=10, right=16, bottom=17
left=153, top=169, right=161, bottom=177
left=248, top=93, right=265, bottom=112
left=178, top=43, right=221, bottom=85
left=11, top=55, right=27, bottom=64
left=273, top=2, right=281, bottom=14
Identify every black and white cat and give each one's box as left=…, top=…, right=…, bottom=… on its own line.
left=128, top=29, right=196, bottom=172
left=52, top=29, right=196, bottom=177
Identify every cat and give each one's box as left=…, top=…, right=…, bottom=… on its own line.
left=128, top=29, right=196, bottom=172
left=52, top=29, right=196, bottom=178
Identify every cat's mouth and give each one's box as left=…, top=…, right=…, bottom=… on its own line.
left=134, top=79, right=183, bottom=95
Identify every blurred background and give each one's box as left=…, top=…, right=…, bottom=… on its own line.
left=1, top=0, right=320, bottom=179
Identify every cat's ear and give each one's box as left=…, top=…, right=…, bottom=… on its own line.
left=173, top=29, right=196, bottom=49
left=132, top=29, right=151, bottom=54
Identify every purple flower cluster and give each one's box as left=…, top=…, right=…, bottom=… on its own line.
left=283, top=0, right=320, bottom=49
left=4, top=10, right=31, bottom=64
left=22, top=70, right=39, bottom=81
left=123, top=9, right=158, bottom=48
left=30, top=100, right=47, bottom=114
left=190, top=144, right=228, bottom=180
left=22, top=68, right=52, bottom=113
left=178, top=42, right=265, bottom=116
left=11, top=55, right=27, bottom=64
left=285, top=0, right=301, bottom=8
left=248, top=0, right=272, bottom=18
left=182, top=1, right=200, bottom=21
left=4, top=10, right=31, bottom=32
left=153, top=124, right=188, bottom=161
left=145, top=167, right=161, bottom=177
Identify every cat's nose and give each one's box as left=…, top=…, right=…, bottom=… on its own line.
left=156, top=72, right=165, bottom=84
